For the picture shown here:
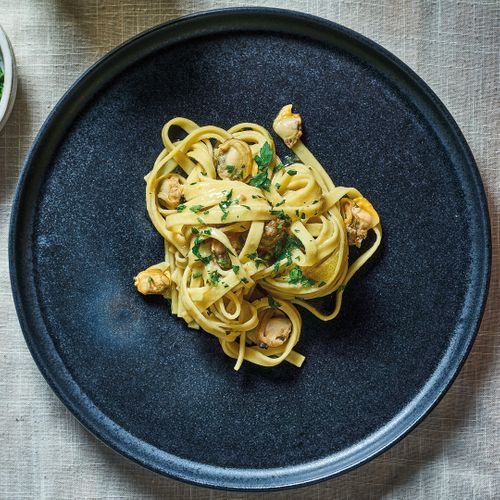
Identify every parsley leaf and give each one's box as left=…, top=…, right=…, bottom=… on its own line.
left=176, top=204, right=186, bottom=212
left=270, top=209, right=291, bottom=224
left=287, top=169, right=298, bottom=176
left=219, top=189, right=233, bottom=221
left=249, top=142, right=273, bottom=191
left=268, top=295, right=281, bottom=308
left=190, top=204, right=204, bottom=213
left=256, top=142, right=273, bottom=166
left=232, top=265, right=240, bottom=274
left=209, top=270, right=221, bottom=285
left=288, top=267, right=315, bottom=288
left=249, top=170, right=271, bottom=191
left=274, top=234, right=303, bottom=266
left=192, top=271, right=203, bottom=279
left=192, top=236, right=212, bottom=265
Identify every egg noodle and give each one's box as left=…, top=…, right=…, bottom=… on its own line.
left=135, top=106, right=382, bottom=370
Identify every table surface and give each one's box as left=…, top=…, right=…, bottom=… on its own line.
left=1, top=1, right=498, bottom=498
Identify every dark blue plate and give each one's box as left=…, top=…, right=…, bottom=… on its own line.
left=9, top=8, right=490, bottom=491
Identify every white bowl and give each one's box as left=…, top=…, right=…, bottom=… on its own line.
left=0, top=25, right=17, bottom=132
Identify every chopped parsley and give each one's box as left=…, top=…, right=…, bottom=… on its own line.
left=319, top=281, right=326, bottom=286
left=226, top=165, right=235, bottom=173
left=191, top=227, right=200, bottom=234
left=246, top=251, right=265, bottom=267
left=288, top=267, right=315, bottom=288
left=189, top=204, right=204, bottom=213
left=268, top=295, right=281, bottom=308
left=287, top=169, right=298, bottom=176
left=192, top=236, right=212, bottom=265
left=275, top=199, right=286, bottom=207
left=197, top=217, right=206, bottom=225
left=176, top=204, right=186, bottom=212
left=232, top=265, right=240, bottom=274
left=270, top=209, right=291, bottom=224
left=274, top=163, right=284, bottom=173
left=147, top=276, right=153, bottom=284
left=240, top=277, right=249, bottom=284
left=209, top=270, right=221, bottom=285
left=218, top=257, right=231, bottom=269
left=219, top=189, right=233, bottom=221
left=192, top=271, right=203, bottom=279
left=274, top=233, right=303, bottom=266
left=249, top=142, right=273, bottom=191
left=241, top=205, right=251, bottom=210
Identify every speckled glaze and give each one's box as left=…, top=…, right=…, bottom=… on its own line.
left=9, top=8, right=490, bottom=491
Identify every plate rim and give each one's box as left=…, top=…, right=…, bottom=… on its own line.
left=8, top=7, right=492, bottom=491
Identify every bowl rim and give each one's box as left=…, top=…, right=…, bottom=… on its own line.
left=0, top=24, right=17, bottom=131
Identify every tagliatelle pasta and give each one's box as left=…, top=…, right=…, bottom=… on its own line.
left=134, top=106, right=382, bottom=370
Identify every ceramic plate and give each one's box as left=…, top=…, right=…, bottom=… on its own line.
left=9, top=8, right=490, bottom=490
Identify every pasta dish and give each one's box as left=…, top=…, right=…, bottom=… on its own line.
left=134, top=105, right=382, bottom=370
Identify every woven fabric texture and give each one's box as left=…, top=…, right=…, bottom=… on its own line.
left=0, top=1, right=498, bottom=498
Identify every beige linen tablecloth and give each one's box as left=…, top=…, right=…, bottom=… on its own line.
left=0, top=1, right=498, bottom=498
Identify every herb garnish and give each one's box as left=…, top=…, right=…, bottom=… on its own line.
left=176, top=204, right=186, bottom=212
left=209, top=270, right=221, bottom=285
left=268, top=295, right=281, bottom=308
left=274, top=233, right=303, bottom=267
left=288, top=267, right=315, bottom=288
left=192, top=236, right=212, bottom=265
left=287, top=169, right=298, bottom=176
left=219, top=189, right=233, bottom=221
left=232, top=265, right=240, bottom=274
left=249, top=142, right=273, bottom=191
left=270, top=209, right=291, bottom=224
left=192, top=271, right=203, bottom=279
left=189, top=204, right=204, bottom=213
